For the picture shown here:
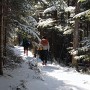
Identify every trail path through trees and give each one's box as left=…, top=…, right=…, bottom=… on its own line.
left=0, top=46, right=90, bottom=90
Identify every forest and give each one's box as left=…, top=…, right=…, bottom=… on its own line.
left=0, top=0, right=90, bottom=75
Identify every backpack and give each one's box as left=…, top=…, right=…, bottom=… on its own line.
left=41, top=39, right=48, bottom=46
left=28, top=41, right=31, bottom=46
left=23, top=38, right=30, bottom=47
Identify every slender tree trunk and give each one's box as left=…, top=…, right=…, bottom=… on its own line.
left=67, top=0, right=70, bottom=6
left=0, top=0, right=4, bottom=75
left=72, top=1, right=80, bottom=67
left=3, top=0, right=8, bottom=57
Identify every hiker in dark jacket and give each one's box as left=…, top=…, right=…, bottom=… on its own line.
left=23, top=38, right=30, bottom=56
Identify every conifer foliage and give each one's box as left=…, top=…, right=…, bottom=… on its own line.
left=0, top=0, right=90, bottom=74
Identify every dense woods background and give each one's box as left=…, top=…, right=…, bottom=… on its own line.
left=0, top=0, right=90, bottom=75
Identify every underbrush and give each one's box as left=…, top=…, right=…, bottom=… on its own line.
left=3, top=45, right=23, bottom=70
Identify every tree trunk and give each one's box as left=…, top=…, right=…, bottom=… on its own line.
left=0, top=0, right=4, bottom=75
left=72, top=1, right=80, bottom=67
left=3, top=0, right=8, bottom=57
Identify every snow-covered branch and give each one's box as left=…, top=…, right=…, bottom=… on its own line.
left=73, top=9, right=90, bottom=19
left=13, top=19, right=41, bottom=41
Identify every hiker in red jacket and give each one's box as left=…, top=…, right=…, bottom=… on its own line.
left=40, top=36, right=50, bottom=65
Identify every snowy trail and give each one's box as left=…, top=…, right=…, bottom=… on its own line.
left=26, top=63, right=90, bottom=90
left=0, top=46, right=90, bottom=90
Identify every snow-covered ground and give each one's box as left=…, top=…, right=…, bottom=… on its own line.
left=0, top=46, right=90, bottom=90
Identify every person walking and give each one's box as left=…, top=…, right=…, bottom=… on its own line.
left=22, top=37, right=30, bottom=56
left=40, top=36, right=50, bottom=65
